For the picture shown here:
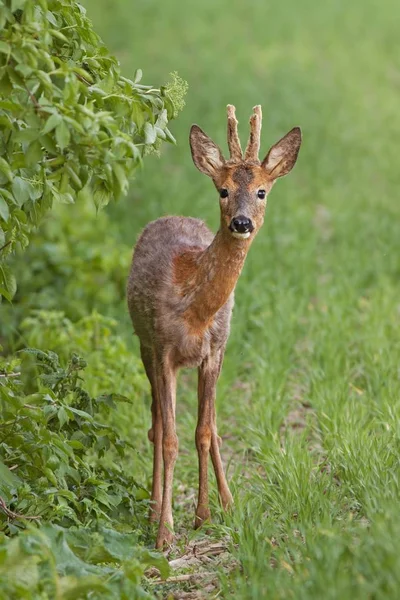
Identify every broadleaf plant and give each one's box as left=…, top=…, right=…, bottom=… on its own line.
left=0, top=0, right=187, bottom=300
left=0, top=341, right=168, bottom=598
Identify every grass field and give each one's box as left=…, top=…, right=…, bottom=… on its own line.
left=81, top=0, right=400, bottom=597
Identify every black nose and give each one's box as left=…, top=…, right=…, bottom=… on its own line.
left=230, top=215, right=254, bottom=234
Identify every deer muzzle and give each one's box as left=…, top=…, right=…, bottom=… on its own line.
left=229, top=215, right=254, bottom=239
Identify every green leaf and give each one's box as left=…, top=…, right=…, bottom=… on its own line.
left=77, top=183, right=92, bottom=204
left=0, top=459, right=21, bottom=500
left=48, top=29, right=68, bottom=43
left=133, top=68, right=143, bottom=83
left=67, top=407, right=94, bottom=421
left=57, top=406, right=69, bottom=427
left=11, top=176, right=33, bottom=207
left=140, top=548, right=170, bottom=580
left=54, top=191, right=74, bottom=204
left=14, top=128, right=40, bottom=143
left=0, top=263, right=17, bottom=301
left=0, top=71, right=12, bottom=95
left=164, top=127, right=177, bottom=144
left=113, top=163, right=128, bottom=196
left=12, top=208, right=27, bottom=222
left=7, top=65, right=24, bottom=88
left=0, top=41, right=10, bottom=55
left=11, top=0, right=27, bottom=10
left=0, top=195, right=10, bottom=221
left=45, top=10, right=58, bottom=27
left=0, top=99, right=21, bottom=112
left=0, top=157, right=13, bottom=182
left=36, top=70, right=53, bottom=90
left=42, top=113, right=62, bottom=135
left=144, top=122, right=157, bottom=144
left=15, top=63, right=33, bottom=77
left=156, top=108, right=168, bottom=130
left=60, top=577, right=109, bottom=600
left=55, top=121, right=70, bottom=151
left=25, top=140, right=43, bottom=166
left=101, top=528, right=138, bottom=561
left=40, top=133, right=58, bottom=154
left=93, top=186, right=111, bottom=210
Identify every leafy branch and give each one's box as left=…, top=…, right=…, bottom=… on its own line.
left=0, top=0, right=187, bottom=301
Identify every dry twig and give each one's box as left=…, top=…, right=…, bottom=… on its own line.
left=0, top=496, right=41, bottom=521
left=153, top=572, right=215, bottom=584
left=0, top=372, right=21, bottom=378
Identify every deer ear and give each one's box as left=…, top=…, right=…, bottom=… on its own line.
left=190, top=125, right=225, bottom=178
left=262, top=127, right=302, bottom=179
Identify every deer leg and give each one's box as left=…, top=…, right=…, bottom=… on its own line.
left=156, top=356, right=178, bottom=549
left=140, top=346, right=163, bottom=522
left=210, top=406, right=233, bottom=512
left=210, top=351, right=233, bottom=512
left=195, top=350, right=232, bottom=528
left=195, top=351, right=232, bottom=529
left=195, top=358, right=213, bottom=528
left=148, top=388, right=163, bottom=522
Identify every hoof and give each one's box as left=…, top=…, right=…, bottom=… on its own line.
left=220, top=489, right=233, bottom=511
left=194, top=507, right=211, bottom=530
left=155, top=523, right=174, bottom=550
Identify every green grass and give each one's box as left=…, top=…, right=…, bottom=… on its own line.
left=81, top=0, right=400, bottom=597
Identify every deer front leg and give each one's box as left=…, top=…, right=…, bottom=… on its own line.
left=156, top=357, right=178, bottom=549
left=195, top=350, right=232, bottom=529
left=210, top=410, right=233, bottom=512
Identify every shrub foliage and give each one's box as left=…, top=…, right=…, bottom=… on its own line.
left=0, top=0, right=187, bottom=301
left=0, top=332, right=168, bottom=598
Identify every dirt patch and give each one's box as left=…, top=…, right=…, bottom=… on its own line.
left=147, top=537, right=238, bottom=599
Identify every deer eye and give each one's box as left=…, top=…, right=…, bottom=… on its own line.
left=220, top=188, right=229, bottom=198
left=257, top=189, right=266, bottom=199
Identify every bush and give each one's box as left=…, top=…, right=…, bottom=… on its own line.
left=0, top=320, right=163, bottom=598
left=0, top=524, right=168, bottom=599
left=0, top=0, right=187, bottom=300
left=0, top=344, right=142, bottom=529
left=1, top=200, right=132, bottom=346
left=19, top=309, right=147, bottom=397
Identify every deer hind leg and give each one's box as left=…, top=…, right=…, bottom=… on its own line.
left=195, top=350, right=233, bottom=529
left=141, top=346, right=163, bottom=522
left=155, top=355, right=178, bottom=549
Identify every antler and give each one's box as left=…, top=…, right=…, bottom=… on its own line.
left=244, top=105, right=262, bottom=162
left=227, top=105, right=243, bottom=161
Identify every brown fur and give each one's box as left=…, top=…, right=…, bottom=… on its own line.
left=127, top=106, right=301, bottom=548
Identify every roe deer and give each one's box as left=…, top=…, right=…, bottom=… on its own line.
left=127, top=105, right=301, bottom=548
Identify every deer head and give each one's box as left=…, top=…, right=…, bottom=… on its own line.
left=190, top=105, right=302, bottom=240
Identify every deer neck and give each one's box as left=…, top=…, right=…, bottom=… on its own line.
left=177, top=228, right=251, bottom=332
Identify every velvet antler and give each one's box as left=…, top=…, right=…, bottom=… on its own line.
left=244, top=105, right=262, bottom=162
left=227, top=105, right=243, bottom=162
